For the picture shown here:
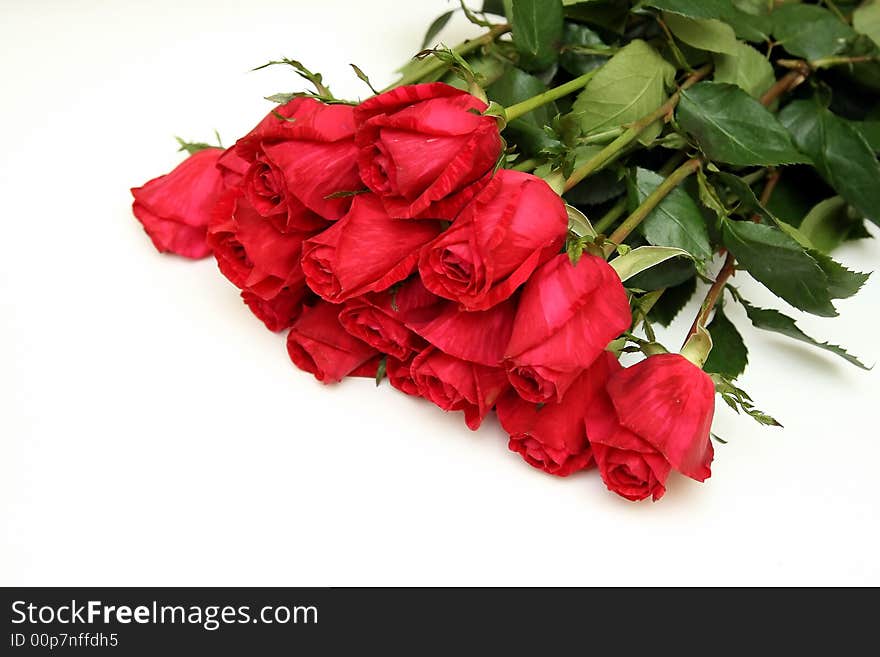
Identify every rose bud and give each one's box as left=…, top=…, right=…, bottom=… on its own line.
left=497, top=351, right=619, bottom=477
left=338, top=277, right=441, bottom=361
left=224, top=98, right=362, bottom=231
left=207, top=189, right=311, bottom=329
left=354, top=82, right=502, bottom=218
left=418, top=170, right=567, bottom=311
left=130, top=148, right=225, bottom=259
left=604, top=353, right=715, bottom=484
left=301, top=194, right=442, bottom=303
left=504, top=253, right=631, bottom=403
left=386, top=355, right=420, bottom=396
left=410, top=347, right=509, bottom=430
left=585, top=369, right=672, bottom=501
left=286, top=301, right=378, bottom=383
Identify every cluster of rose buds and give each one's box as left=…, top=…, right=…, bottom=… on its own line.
left=131, top=82, right=715, bottom=502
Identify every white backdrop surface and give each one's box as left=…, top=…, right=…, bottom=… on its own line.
left=1, top=0, right=878, bottom=586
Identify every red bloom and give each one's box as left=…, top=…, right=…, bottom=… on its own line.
left=130, top=148, right=224, bottom=259
left=585, top=369, right=671, bottom=501
left=386, top=355, right=420, bottom=397
left=301, top=194, right=442, bottom=303
left=225, top=98, right=362, bottom=231
left=354, top=83, right=502, bottom=218
left=605, top=353, right=715, bottom=483
left=410, top=347, right=509, bottom=430
left=418, top=170, right=567, bottom=311
left=207, top=189, right=311, bottom=330
left=286, top=301, right=377, bottom=383
left=338, top=277, right=440, bottom=361
left=504, top=253, right=631, bottom=404
left=405, top=298, right=516, bottom=367
left=497, top=351, right=618, bottom=477
left=241, top=287, right=311, bottom=332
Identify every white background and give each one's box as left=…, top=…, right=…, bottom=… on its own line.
left=2, top=0, right=878, bottom=586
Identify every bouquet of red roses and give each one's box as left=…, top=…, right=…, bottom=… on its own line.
left=130, top=0, right=877, bottom=502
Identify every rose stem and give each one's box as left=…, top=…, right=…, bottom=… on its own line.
left=592, top=197, right=627, bottom=235
left=510, top=158, right=538, bottom=172
left=381, top=23, right=511, bottom=92
left=504, top=69, right=600, bottom=122
left=602, top=158, right=702, bottom=258
left=563, top=64, right=712, bottom=192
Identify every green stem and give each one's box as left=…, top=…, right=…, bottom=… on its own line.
left=592, top=196, right=627, bottom=234
left=563, top=63, right=712, bottom=192
left=603, top=158, right=702, bottom=258
left=511, top=158, right=538, bottom=172
left=382, top=24, right=511, bottom=92
left=578, top=126, right=625, bottom=146
left=505, top=69, right=599, bottom=122
left=811, top=54, right=877, bottom=69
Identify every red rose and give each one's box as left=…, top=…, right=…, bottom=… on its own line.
left=207, top=189, right=311, bottom=330
left=405, top=298, right=516, bottom=367
left=286, top=301, right=377, bottom=383
left=227, top=98, right=362, bottom=231
left=497, top=351, right=618, bottom=477
left=504, top=253, right=631, bottom=403
left=354, top=83, right=502, bottom=218
left=410, top=347, right=509, bottom=430
left=130, top=148, right=224, bottom=259
left=418, top=170, right=567, bottom=311
left=338, top=277, right=440, bottom=361
left=603, top=353, right=715, bottom=486
left=241, top=287, right=311, bottom=333
left=301, top=194, right=442, bottom=303
left=587, top=408, right=672, bottom=502
left=386, top=356, right=420, bottom=396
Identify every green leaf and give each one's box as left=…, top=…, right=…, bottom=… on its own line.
left=563, top=0, right=630, bottom=33
left=780, top=100, right=880, bottom=227
left=511, top=0, right=564, bottom=71
left=643, top=0, right=771, bottom=42
left=704, top=304, right=748, bottom=379
left=626, top=254, right=696, bottom=290
left=735, top=296, right=869, bottom=370
left=809, top=250, right=870, bottom=300
left=421, top=10, right=455, bottom=49
left=771, top=4, right=856, bottom=61
left=799, top=197, right=857, bottom=253
left=486, top=67, right=552, bottom=126
left=349, top=63, right=379, bottom=94
left=677, top=82, right=808, bottom=166
left=647, top=277, right=697, bottom=326
left=854, top=0, right=880, bottom=48
left=711, top=374, right=782, bottom=426
left=559, top=22, right=610, bottom=76
left=712, top=40, right=774, bottom=99
left=850, top=120, right=880, bottom=152
left=486, top=68, right=561, bottom=156
left=629, top=168, right=713, bottom=261
left=663, top=12, right=738, bottom=54
left=566, top=204, right=597, bottom=238
left=570, top=39, right=675, bottom=144
left=714, top=171, right=773, bottom=223
left=696, top=167, right=729, bottom=221
left=609, top=245, right=693, bottom=282
left=721, top=220, right=838, bottom=317
left=175, top=137, right=216, bottom=155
